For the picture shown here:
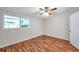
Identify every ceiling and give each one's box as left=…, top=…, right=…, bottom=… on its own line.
left=0, top=7, right=79, bottom=19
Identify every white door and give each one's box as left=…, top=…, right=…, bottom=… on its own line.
left=70, top=11, right=79, bottom=49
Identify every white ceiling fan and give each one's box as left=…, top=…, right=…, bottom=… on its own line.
left=35, top=7, right=57, bottom=15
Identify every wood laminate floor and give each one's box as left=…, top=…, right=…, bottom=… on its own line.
left=0, top=35, right=79, bottom=52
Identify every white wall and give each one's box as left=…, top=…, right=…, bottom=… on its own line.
left=44, top=8, right=79, bottom=40
left=0, top=8, right=79, bottom=48
left=0, top=10, right=43, bottom=48
left=70, top=11, right=79, bottom=49
left=44, top=13, right=70, bottom=40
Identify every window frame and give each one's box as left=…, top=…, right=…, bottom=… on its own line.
left=4, top=15, right=30, bottom=29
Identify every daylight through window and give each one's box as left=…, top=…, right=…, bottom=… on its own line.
left=4, top=15, right=30, bottom=29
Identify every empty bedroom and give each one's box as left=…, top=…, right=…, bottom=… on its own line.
left=0, top=7, right=79, bottom=52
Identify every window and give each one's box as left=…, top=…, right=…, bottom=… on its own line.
left=4, top=15, right=20, bottom=28
left=20, top=18, right=30, bottom=28
left=4, top=15, right=30, bottom=29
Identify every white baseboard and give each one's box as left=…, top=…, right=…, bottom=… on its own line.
left=0, top=34, right=69, bottom=48
left=44, top=34, right=69, bottom=41
left=0, top=35, right=42, bottom=48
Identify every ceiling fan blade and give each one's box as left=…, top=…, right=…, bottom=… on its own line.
left=51, top=8, right=57, bottom=10
left=48, top=11, right=52, bottom=15
left=39, top=11, right=46, bottom=15
left=39, top=12, right=44, bottom=15
left=49, top=13, right=52, bottom=15
left=39, top=8, right=44, bottom=10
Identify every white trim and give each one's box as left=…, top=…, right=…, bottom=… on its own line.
left=0, top=35, right=42, bottom=48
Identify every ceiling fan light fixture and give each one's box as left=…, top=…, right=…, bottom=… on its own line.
left=42, top=12, right=49, bottom=16
left=35, top=7, right=57, bottom=16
